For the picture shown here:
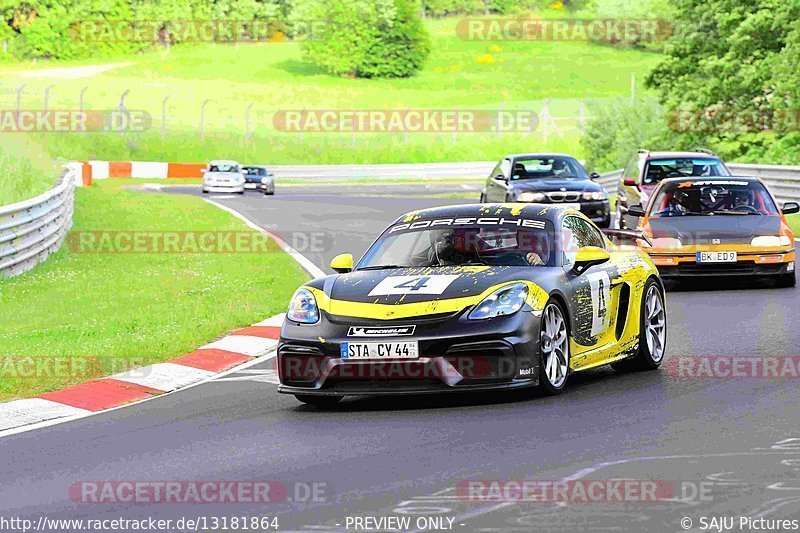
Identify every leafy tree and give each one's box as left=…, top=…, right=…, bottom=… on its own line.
left=292, top=0, right=430, bottom=78
left=645, top=0, right=800, bottom=163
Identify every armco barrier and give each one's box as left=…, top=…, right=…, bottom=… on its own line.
left=0, top=164, right=79, bottom=279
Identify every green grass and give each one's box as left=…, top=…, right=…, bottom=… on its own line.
left=0, top=17, right=663, bottom=165
left=0, top=180, right=308, bottom=401
left=0, top=137, right=60, bottom=204
left=787, top=214, right=800, bottom=236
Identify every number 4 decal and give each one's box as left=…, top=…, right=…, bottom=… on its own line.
left=586, top=271, right=611, bottom=337
left=368, top=275, right=460, bottom=296
left=394, top=276, right=431, bottom=291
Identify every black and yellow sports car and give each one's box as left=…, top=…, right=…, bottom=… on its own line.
left=278, top=204, right=666, bottom=407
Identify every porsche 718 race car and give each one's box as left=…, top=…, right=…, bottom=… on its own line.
left=627, top=177, right=797, bottom=286
left=277, top=204, right=667, bottom=407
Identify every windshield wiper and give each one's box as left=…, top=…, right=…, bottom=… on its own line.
left=357, top=264, right=408, bottom=271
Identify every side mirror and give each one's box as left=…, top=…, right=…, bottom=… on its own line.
left=573, top=246, right=611, bottom=274
left=627, top=204, right=646, bottom=217
left=493, top=174, right=506, bottom=182
left=622, top=177, right=636, bottom=186
left=590, top=172, right=601, bottom=180
left=330, top=253, right=353, bottom=273
left=782, top=201, right=800, bottom=215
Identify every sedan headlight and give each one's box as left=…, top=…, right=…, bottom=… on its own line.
left=468, top=283, right=529, bottom=320
left=582, top=191, right=607, bottom=201
left=287, top=288, right=320, bottom=324
left=517, top=192, right=546, bottom=202
left=751, top=235, right=792, bottom=247
left=261, top=177, right=271, bottom=184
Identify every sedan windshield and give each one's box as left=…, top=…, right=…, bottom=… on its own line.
left=243, top=167, right=266, bottom=176
left=511, top=156, right=588, bottom=180
left=643, top=158, right=729, bottom=184
left=209, top=164, right=239, bottom=173
left=358, top=224, right=556, bottom=268
left=649, top=180, right=779, bottom=217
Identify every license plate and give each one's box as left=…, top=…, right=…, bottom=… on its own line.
left=340, top=341, right=418, bottom=360
left=696, top=251, right=737, bottom=263
left=562, top=203, right=581, bottom=211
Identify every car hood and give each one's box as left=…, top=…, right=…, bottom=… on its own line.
left=509, top=178, right=601, bottom=193
left=327, top=266, right=534, bottom=307
left=648, top=215, right=782, bottom=245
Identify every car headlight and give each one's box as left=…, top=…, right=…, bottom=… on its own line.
left=261, top=177, right=271, bottom=184
left=582, top=191, right=607, bottom=201
left=468, top=283, right=529, bottom=320
left=517, top=192, right=546, bottom=202
left=652, top=237, right=682, bottom=249
left=287, top=288, right=320, bottom=324
left=751, top=235, right=792, bottom=247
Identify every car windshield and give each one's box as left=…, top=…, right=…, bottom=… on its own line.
left=511, top=157, right=588, bottom=180
left=209, top=163, right=239, bottom=173
left=243, top=167, right=265, bottom=176
left=358, top=222, right=556, bottom=268
left=649, top=180, right=779, bottom=217
left=643, top=158, right=729, bottom=184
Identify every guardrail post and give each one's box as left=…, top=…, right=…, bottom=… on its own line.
left=245, top=103, right=253, bottom=144
left=15, top=84, right=25, bottom=114
left=79, top=86, right=88, bottom=115
left=43, top=84, right=54, bottom=113
left=161, top=95, right=170, bottom=139
left=199, top=99, right=210, bottom=140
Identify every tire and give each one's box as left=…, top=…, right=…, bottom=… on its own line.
left=238, top=190, right=245, bottom=195
left=265, top=191, right=275, bottom=196
left=776, top=272, right=796, bottom=288
left=294, top=395, right=343, bottom=408
left=202, top=189, right=208, bottom=194
left=626, top=278, right=667, bottom=371
left=538, top=299, right=570, bottom=395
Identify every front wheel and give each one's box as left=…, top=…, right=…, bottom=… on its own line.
left=294, top=395, right=343, bottom=408
left=630, top=279, right=667, bottom=370
left=538, top=300, right=570, bottom=395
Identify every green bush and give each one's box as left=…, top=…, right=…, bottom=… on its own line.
left=293, top=0, right=430, bottom=78
left=581, top=97, right=670, bottom=172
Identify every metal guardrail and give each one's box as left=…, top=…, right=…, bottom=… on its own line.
left=0, top=166, right=76, bottom=279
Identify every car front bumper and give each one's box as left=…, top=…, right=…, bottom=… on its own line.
left=650, top=249, right=795, bottom=278
left=203, top=184, right=245, bottom=193
left=277, top=309, right=542, bottom=396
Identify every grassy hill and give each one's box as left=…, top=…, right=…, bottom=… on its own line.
left=0, top=18, right=663, bottom=166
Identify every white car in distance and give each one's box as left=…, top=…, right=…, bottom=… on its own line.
left=202, top=160, right=245, bottom=194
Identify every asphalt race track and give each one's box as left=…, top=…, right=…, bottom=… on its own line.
left=2, top=183, right=800, bottom=532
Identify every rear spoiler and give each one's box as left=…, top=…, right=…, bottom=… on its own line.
left=601, top=228, right=652, bottom=247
